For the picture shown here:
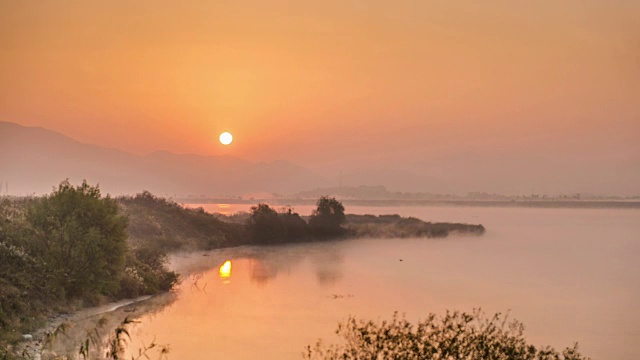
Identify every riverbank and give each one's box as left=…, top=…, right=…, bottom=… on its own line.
left=0, top=185, right=178, bottom=359
left=15, top=295, right=153, bottom=360
left=15, top=248, right=238, bottom=360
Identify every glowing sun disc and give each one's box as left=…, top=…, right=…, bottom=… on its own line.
left=219, top=132, right=233, bottom=145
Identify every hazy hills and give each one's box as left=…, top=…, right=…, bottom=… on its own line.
left=0, top=121, right=326, bottom=196
left=2, top=121, right=639, bottom=197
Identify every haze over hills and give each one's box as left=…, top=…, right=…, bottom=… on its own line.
left=1, top=121, right=639, bottom=197
left=0, top=121, right=326, bottom=196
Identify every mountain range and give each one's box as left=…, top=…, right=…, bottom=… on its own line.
left=2, top=121, right=639, bottom=197
left=0, top=121, right=326, bottom=196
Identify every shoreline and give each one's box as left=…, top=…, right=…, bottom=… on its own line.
left=17, top=295, right=153, bottom=360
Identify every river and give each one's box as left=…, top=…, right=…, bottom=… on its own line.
left=50, top=205, right=640, bottom=359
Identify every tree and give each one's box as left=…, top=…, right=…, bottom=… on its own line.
left=27, top=180, right=128, bottom=299
left=279, top=207, right=309, bottom=240
left=248, top=203, right=284, bottom=244
left=308, top=196, right=346, bottom=237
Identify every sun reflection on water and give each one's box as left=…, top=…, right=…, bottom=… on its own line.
left=217, top=204, right=232, bottom=216
left=219, top=260, right=232, bottom=283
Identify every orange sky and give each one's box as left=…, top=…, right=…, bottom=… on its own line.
left=1, top=1, right=639, bottom=194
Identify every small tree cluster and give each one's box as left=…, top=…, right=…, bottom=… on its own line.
left=304, top=310, right=589, bottom=360
left=309, top=196, right=346, bottom=237
left=248, top=204, right=307, bottom=244
left=247, top=196, right=346, bottom=244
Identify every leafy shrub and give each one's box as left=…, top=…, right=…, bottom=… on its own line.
left=119, top=243, right=179, bottom=298
left=0, top=182, right=179, bottom=354
left=26, top=180, right=128, bottom=299
left=304, top=310, right=589, bottom=360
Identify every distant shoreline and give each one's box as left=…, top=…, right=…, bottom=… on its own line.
left=177, top=198, right=640, bottom=209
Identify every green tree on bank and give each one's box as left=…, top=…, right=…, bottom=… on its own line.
left=0, top=181, right=178, bottom=352
left=27, top=181, right=128, bottom=299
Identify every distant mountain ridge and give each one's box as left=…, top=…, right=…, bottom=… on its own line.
left=0, top=121, right=326, bottom=196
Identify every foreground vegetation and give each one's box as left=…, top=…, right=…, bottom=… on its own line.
left=1, top=181, right=485, bottom=358
left=304, top=310, right=589, bottom=360
left=0, top=182, right=177, bottom=357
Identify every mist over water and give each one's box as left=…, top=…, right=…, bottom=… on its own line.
left=60, top=205, right=639, bottom=360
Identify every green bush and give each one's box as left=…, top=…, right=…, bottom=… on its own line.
left=0, top=182, right=179, bottom=354
left=304, top=310, right=589, bottom=360
left=119, top=243, right=179, bottom=298
left=26, top=180, right=128, bottom=299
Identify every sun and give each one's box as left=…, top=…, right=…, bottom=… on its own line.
left=219, top=132, right=233, bottom=145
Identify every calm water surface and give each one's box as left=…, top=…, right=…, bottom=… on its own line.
left=120, top=205, right=639, bottom=360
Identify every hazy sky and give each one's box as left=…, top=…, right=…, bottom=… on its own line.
left=1, top=1, right=639, bottom=194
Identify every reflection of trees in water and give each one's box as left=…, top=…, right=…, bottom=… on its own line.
left=172, top=242, right=346, bottom=286
left=245, top=246, right=306, bottom=285
left=316, top=269, right=342, bottom=285
left=249, top=258, right=281, bottom=284
left=314, top=250, right=343, bottom=285
left=244, top=242, right=345, bottom=286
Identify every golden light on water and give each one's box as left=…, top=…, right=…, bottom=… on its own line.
left=219, top=260, right=232, bottom=280
left=217, top=204, right=232, bottom=216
